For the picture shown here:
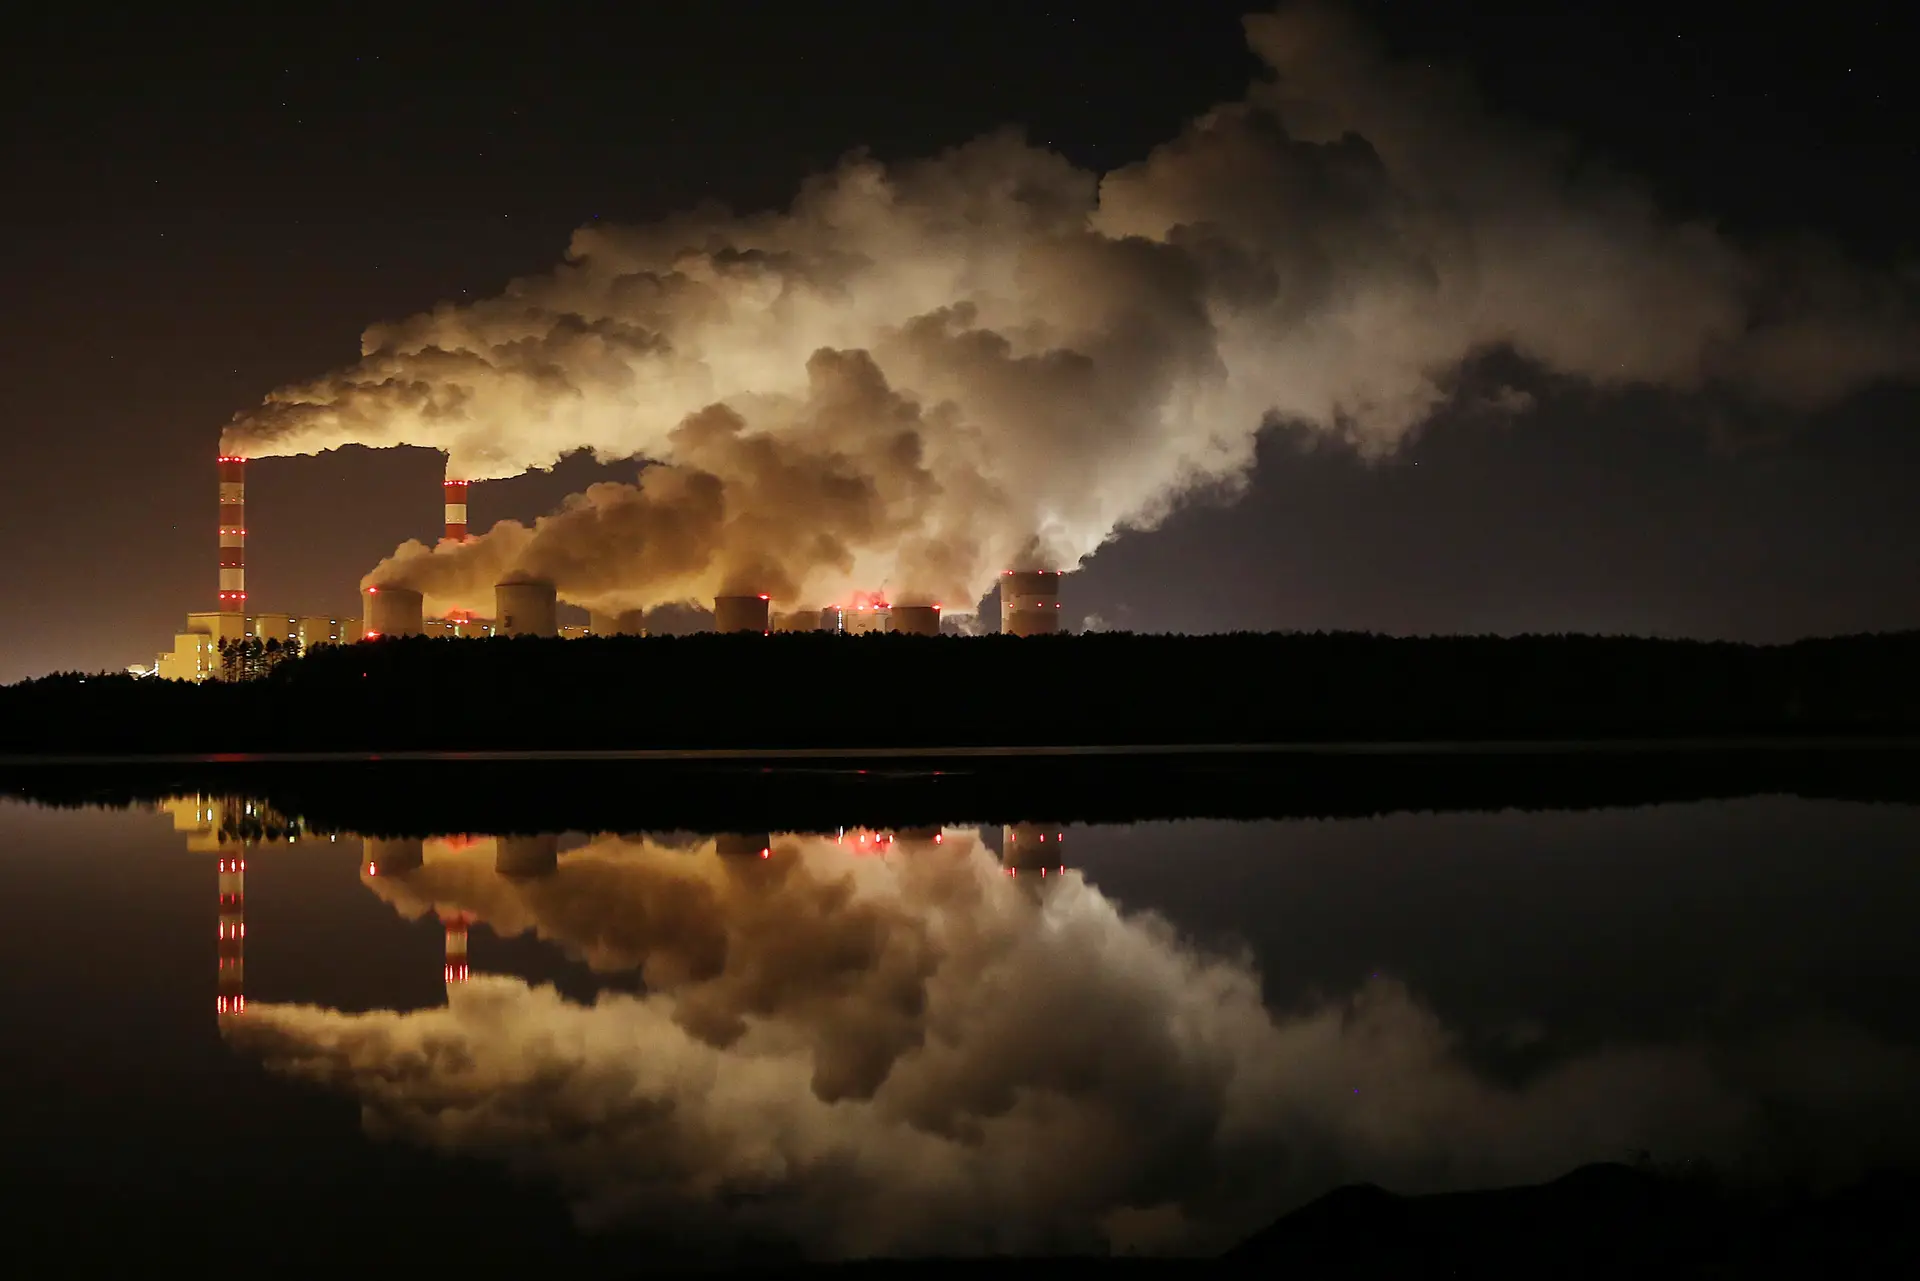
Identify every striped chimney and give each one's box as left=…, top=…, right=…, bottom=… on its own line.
left=216, top=853, right=246, bottom=1017
left=443, top=911, right=472, bottom=985
left=444, top=468, right=469, bottom=542
left=216, top=456, right=246, bottom=610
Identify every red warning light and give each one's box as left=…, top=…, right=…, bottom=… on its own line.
left=757, top=593, right=769, bottom=600
left=760, top=848, right=770, bottom=859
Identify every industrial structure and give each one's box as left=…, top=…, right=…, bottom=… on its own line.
left=151, top=453, right=1074, bottom=675
left=1000, top=571, right=1063, bottom=635
left=714, top=594, right=772, bottom=634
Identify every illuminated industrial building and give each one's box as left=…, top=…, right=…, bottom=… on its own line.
left=1000, top=571, right=1064, bottom=636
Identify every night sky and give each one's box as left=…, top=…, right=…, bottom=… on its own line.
left=2, top=1, right=1915, bottom=682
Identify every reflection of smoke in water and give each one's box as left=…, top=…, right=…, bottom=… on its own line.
left=225, top=829, right=1920, bottom=1259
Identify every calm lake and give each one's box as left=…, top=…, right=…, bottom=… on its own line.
left=2, top=784, right=1916, bottom=1272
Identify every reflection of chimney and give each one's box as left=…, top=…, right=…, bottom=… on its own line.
left=216, top=853, right=246, bottom=1017
left=217, top=455, right=247, bottom=612
left=442, top=912, right=472, bottom=985
left=713, top=594, right=771, bottom=634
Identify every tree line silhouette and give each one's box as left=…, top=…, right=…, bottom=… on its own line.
left=5, top=629, right=1918, bottom=755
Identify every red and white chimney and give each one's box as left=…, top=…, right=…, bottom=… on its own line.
left=216, top=853, right=246, bottom=1017
left=443, top=911, right=472, bottom=985
left=444, top=467, right=469, bottom=542
left=217, top=456, right=246, bottom=610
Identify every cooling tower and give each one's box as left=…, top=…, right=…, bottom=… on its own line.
left=443, top=472, right=469, bottom=542
left=216, top=455, right=246, bottom=611
left=496, top=833, right=559, bottom=878
left=495, top=580, right=558, bottom=637
left=1000, top=571, right=1064, bottom=636
left=589, top=608, right=648, bottom=636
left=713, top=594, right=771, bottom=634
left=819, top=605, right=844, bottom=633
left=889, top=604, right=942, bottom=636
left=362, top=585, right=425, bottom=638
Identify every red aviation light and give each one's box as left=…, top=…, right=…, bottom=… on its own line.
left=760, top=848, right=770, bottom=859
left=757, top=594, right=769, bottom=600
left=933, top=833, right=943, bottom=844
left=367, top=862, right=378, bottom=876
left=366, top=586, right=378, bottom=594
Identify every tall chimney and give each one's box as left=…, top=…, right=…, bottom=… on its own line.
left=1000, top=571, right=1063, bottom=636
left=217, top=456, right=246, bottom=612
left=443, top=468, right=469, bottom=542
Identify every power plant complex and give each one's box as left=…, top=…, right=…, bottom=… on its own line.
left=150, top=455, right=1066, bottom=679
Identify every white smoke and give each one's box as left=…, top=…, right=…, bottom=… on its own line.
left=222, top=2, right=1915, bottom=614
left=226, top=830, right=1920, bottom=1258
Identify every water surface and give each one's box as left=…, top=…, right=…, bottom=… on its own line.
left=2, top=791, right=1915, bottom=1271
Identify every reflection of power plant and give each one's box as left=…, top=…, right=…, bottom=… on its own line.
left=443, top=912, right=472, bottom=985
left=1002, top=823, right=1069, bottom=877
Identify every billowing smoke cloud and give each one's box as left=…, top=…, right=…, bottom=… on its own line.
left=223, top=3, right=1915, bottom=614
left=227, top=829, right=1920, bottom=1258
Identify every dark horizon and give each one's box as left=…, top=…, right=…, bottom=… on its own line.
left=3, top=1, right=1915, bottom=682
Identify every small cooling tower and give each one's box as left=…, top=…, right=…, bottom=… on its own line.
left=363, top=586, right=425, bottom=638
left=713, top=594, right=771, bottom=634
left=889, top=604, right=942, bottom=636
left=495, top=580, right=558, bottom=637
left=1000, top=571, right=1064, bottom=636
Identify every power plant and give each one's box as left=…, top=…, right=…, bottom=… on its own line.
left=149, top=454, right=1070, bottom=677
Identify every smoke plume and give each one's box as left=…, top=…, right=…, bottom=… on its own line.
left=226, top=829, right=1920, bottom=1258
left=223, top=3, right=1916, bottom=614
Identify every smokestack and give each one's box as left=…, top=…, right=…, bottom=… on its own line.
left=216, top=853, right=245, bottom=1017
left=1000, top=571, right=1063, bottom=636
left=495, top=580, right=558, bottom=636
left=217, top=455, right=246, bottom=612
left=362, top=586, right=425, bottom=639
left=589, top=608, right=647, bottom=636
left=713, top=594, right=771, bottom=634
left=443, top=469, right=469, bottom=543
left=889, top=604, right=942, bottom=636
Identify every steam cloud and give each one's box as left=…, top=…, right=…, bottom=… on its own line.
left=226, top=830, right=1920, bottom=1258
left=222, top=3, right=1915, bottom=617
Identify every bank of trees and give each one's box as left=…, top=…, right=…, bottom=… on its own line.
left=4, top=630, right=1917, bottom=754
